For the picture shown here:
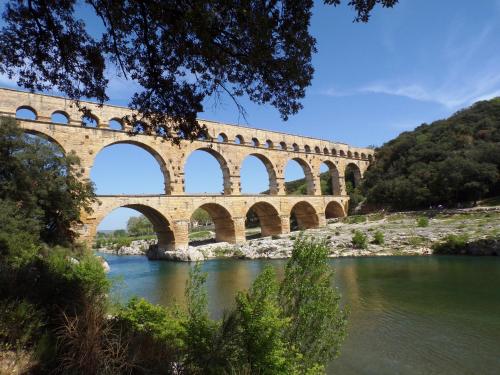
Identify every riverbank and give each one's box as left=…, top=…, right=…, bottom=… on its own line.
left=96, top=207, right=500, bottom=261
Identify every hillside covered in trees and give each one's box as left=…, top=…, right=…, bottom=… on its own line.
left=363, top=98, right=500, bottom=210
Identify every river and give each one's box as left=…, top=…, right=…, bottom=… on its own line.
left=99, top=253, right=500, bottom=374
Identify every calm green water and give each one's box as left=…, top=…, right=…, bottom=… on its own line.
left=100, top=254, right=500, bottom=375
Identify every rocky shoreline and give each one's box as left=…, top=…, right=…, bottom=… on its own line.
left=96, top=207, right=500, bottom=262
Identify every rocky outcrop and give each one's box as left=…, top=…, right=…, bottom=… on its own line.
left=146, top=245, right=204, bottom=262
left=96, top=209, right=500, bottom=262
left=97, top=239, right=156, bottom=255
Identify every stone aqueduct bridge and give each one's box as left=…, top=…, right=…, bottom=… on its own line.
left=0, top=88, right=374, bottom=250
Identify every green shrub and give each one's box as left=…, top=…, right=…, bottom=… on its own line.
left=344, top=215, right=367, bottom=224
left=367, top=212, right=385, bottom=221
left=280, top=237, right=348, bottom=371
left=432, top=234, right=470, bottom=254
left=352, top=230, right=368, bottom=249
left=372, top=231, right=385, bottom=245
left=416, top=216, right=429, bottom=227
left=408, top=236, right=426, bottom=246
left=0, top=300, right=45, bottom=350
left=116, top=298, right=186, bottom=372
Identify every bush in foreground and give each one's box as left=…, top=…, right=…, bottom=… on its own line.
left=2, top=236, right=347, bottom=374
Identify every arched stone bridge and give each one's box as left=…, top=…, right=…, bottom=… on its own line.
left=0, top=88, right=374, bottom=250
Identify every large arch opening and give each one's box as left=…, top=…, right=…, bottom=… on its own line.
left=190, top=203, right=235, bottom=244
left=91, top=142, right=169, bottom=194
left=325, top=201, right=345, bottom=219
left=22, top=129, right=66, bottom=153
left=290, top=201, right=319, bottom=231
left=345, top=163, right=362, bottom=189
left=184, top=148, right=230, bottom=194
left=96, top=205, right=174, bottom=251
left=284, top=158, right=313, bottom=195
left=345, top=163, right=363, bottom=214
left=320, top=161, right=341, bottom=195
left=240, top=154, right=278, bottom=194
left=245, top=202, right=282, bottom=239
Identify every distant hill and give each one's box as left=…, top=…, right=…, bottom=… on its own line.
left=362, top=97, right=500, bottom=210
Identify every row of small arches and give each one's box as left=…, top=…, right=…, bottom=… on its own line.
left=15, top=105, right=373, bottom=161
left=215, top=132, right=371, bottom=159
left=16, top=105, right=126, bottom=130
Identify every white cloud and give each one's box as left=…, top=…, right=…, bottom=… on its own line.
left=359, top=68, right=500, bottom=109
left=322, top=18, right=500, bottom=110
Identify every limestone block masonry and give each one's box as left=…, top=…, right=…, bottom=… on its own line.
left=0, top=87, right=374, bottom=250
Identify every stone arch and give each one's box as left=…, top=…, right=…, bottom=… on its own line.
left=290, top=201, right=319, bottom=230
left=345, top=162, right=362, bottom=188
left=241, top=153, right=279, bottom=194
left=292, top=143, right=300, bottom=152
left=314, top=146, right=321, bottom=154
left=16, top=106, right=37, bottom=120
left=22, top=128, right=67, bottom=153
left=235, top=134, right=245, bottom=144
left=332, top=148, right=337, bottom=156
left=325, top=201, right=345, bottom=219
left=51, top=110, right=70, bottom=124
left=347, top=150, right=353, bottom=158
left=82, top=114, right=99, bottom=128
left=218, top=132, right=229, bottom=142
left=185, top=147, right=231, bottom=194
left=368, top=154, right=373, bottom=162
left=361, top=153, right=366, bottom=160
left=339, top=150, right=346, bottom=157
left=265, top=140, right=273, bottom=149
left=193, top=203, right=236, bottom=243
left=320, top=160, right=341, bottom=195
left=97, top=140, right=171, bottom=194
left=285, top=157, right=314, bottom=195
left=96, top=204, right=176, bottom=250
left=279, top=141, right=287, bottom=150
left=323, top=147, right=329, bottom=155
left=108, top=118, right=124, bottom=130
left=251, top=137, right=260, bottom=147
left=304, top=145, right=311, bottom=153
left=354, top=152, right=360, bottom=159
left=246, top=201, right=282, bottom=237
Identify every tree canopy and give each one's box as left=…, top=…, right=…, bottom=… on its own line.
left=362, top=98, right=500, bottom=210
left=127, top=215, right=154, bottom=236
left=0, top=117, right=95, bottom=246
left=0, top=0, right=397, bottom=142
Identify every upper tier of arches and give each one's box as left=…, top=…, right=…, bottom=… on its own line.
left=16, top=117, right=367, bottom=197
left=7, top=91, right=374, bottom=162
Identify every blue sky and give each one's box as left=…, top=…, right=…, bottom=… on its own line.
left=3, top=1, right=500, bottom=229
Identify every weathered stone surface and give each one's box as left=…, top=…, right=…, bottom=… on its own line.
left=1, top=88, right=376, bottom=251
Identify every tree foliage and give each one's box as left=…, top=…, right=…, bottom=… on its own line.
left=127, top=215, right=154, bottom=236
left=190, top=208, right=213, bottom=226
left=279, top=237, right=347, bottom=371
left=362, top=98, right=500, bottom=210
left=0, top=117, right=95, bottom=245
left=0, top=0, right=396, bottom=142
